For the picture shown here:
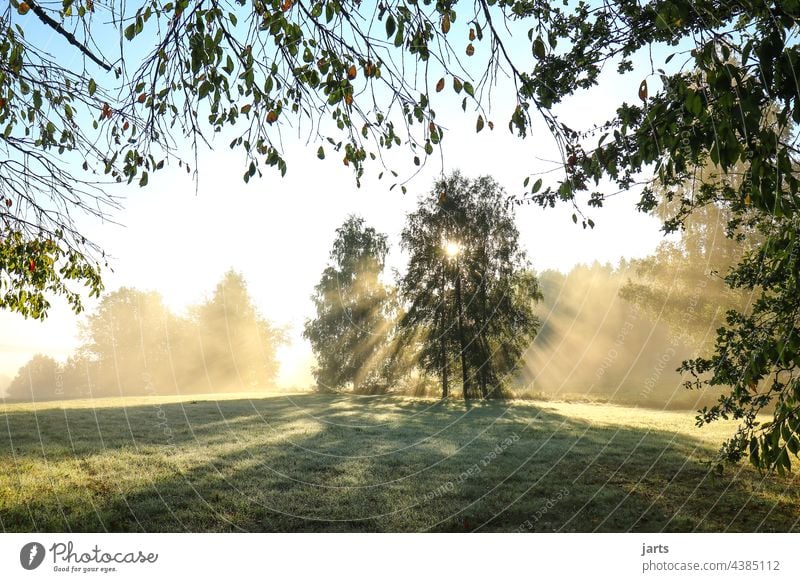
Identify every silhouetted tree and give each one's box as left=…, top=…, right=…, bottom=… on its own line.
left=399, top=172, right=542, bottom=399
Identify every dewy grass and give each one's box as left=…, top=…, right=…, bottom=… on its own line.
left=1, top=393, right=797, bottom=532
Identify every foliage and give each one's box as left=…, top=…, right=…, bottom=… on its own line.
left=0, top=228, right=103, bottom=319
left=398, top=172, right=541, bottom=399
left=2, top=0, right=483, bottom=316
left=303, top=215, right=394, bottom=393
left=680, top=214, right=800, bottom=474
left=497, top=0, right=800, bottom=472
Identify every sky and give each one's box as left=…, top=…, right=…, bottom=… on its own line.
left=0, top=2, right=678, bottom=389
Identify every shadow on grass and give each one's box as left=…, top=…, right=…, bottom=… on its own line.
left=1, top=394, right=798, bottom=532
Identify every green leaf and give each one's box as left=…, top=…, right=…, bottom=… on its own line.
left=317, top=146, right=325, bottom=159
left=88, top=78, right=97, bottom=96
left=533, top=37, right=545, bottom=59
left=749, top=437, right=759, bottom=466
left=385, top=15, right=396, bottom=38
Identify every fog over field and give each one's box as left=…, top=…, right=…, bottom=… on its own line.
left=522, top=264, right=708, bottom=409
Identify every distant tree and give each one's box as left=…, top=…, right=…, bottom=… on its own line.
left=620, top=162, right=762, bottom=352
left=6, top=274, right=284, bottom=399
left=304, top=216, right=393, bottom=393
left=194, top=270, right=285, bottom=392
left=60, top=354, right=97, bottom=400
left=80, top=288, right=176, bottom=396
left=399, top=172, right=542, bottom=399
left=0, top=373, right=10, bottom=398
left=6, top=354, right=59, bottom=401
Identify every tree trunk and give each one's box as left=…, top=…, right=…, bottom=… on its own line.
left=455, top=265, right=470, bottom=400
left=440, top=266, right=449, bottom=398
left=478, top=272, right=489, bottom=399
left=440, top=309, right=449, bottom=398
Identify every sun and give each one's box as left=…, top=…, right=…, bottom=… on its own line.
left=443, top=239, right=462, bottom=258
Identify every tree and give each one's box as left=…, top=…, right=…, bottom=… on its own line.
left=463, top=176, right=543, bottom=398
left=303, top=215, right=394, bottom=393
left=2, top=0, right=474, bottom=318
left=6, top=274, right=285, bottom=399
left=80, top=287, right=177, bottom=396
left=6, top=353, right=59, bottom=401
left=680, top=213, right=800, bottom=473
left=399, top=172, right=541, bottom=399
left=194, top=270, right=285, bottom=392
left=620, top=162, right=762, bottom=351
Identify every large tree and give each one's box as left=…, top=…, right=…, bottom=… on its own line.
left=399, top=172, right=541, bottom=399
left=304, top=215, right=394, bottom=393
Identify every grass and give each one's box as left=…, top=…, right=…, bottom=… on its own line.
left=1, top=392, right=798, bottom=532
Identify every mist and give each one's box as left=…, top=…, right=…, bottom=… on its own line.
left=2, top=271, right=288, bottom=402
left=518, top=262, right=719, bottom=410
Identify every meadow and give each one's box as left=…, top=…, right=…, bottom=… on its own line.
left=1, top=393, right=798, bottom=532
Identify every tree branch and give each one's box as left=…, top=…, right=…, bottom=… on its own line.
left=27, top=0, right=112, bottom=72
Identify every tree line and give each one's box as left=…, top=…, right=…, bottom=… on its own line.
left=5, top=271, right=285, bottom=401
left=303, top=166, right=770, bottom=410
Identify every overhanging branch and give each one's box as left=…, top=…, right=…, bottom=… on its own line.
left=27, top=0, right=112, bottom=72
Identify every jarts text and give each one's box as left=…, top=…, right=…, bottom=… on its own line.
left=641, top=543, right=669, bottom=556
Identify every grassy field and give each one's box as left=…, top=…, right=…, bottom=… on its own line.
left=1, top=392, right=798, bottom=532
